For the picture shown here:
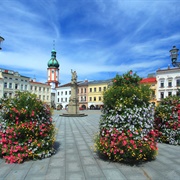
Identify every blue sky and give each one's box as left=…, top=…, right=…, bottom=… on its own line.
left=0, top=0, right=180, bottom=85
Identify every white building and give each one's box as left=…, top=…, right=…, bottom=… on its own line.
left=56, top=83, right=71, bottom=109
left=156, top=67, right=180, bottom=102
left=0, top=68, right=51, bottom=105
left=0, top=68, right=30, bottom=98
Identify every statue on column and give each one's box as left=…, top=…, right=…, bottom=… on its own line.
left=60, top=69, right=87, bottom=116
left=71, top=69, right=77, bottom=84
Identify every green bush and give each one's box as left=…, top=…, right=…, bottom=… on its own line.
left=0, top=91, right=56, bottom=163
left=94, top=71, right=158, bottom=163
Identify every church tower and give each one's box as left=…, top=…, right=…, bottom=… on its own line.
left=47, top=48, right=60, bottom=108
left=47, top=49, right=60, bottom=88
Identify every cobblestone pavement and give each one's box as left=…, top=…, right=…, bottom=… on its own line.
left=0, top=110, right=180, bottom=180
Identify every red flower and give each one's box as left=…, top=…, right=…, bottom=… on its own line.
left=122, top=140, right=127, bottom=146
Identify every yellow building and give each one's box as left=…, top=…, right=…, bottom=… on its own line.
left=88, top=80, right=111, bottom=109
left=140, top=77, right=158, bottom=106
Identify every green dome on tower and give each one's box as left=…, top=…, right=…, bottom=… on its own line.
left=47, top=49, right=59, bottom=68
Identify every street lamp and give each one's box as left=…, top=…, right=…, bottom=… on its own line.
left=0, top=36, right=5, bottom=50
left=170, top=46, right=179, bottom=67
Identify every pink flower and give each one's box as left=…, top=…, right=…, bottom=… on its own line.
left=122, top=140, right=127, bottom=146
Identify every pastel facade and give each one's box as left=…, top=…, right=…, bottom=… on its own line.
left=29, top=81, right=51, bottom=105
left=87, top=80, right=111, bottom=109
left=140, top=77, right=158, bottom=106
left=78, top=81, right=88, bottom=109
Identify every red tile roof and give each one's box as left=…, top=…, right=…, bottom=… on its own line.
left=140, top=77, right=156, bottom=83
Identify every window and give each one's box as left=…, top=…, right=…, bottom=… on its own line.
left=103, top=87, right=106, bottom=91
left=81, top=88, right=83, bottom=93
left=9, top=83, right=12, bottom=89
left=152, top=90, right=155, bottom=98
left=58, top=92, right=59, bottom=95
left=9, top=93, right=12, bottom=97
left=65, top=91, right=67, bottom=95
left=15, top=78, right=18, bottom=81
left=4, top=82, right=7, bottom=88
left=15, top=84, right=18, bottom=89
left=39, top=95, right=41, bottom=99
left=21, top=84, right=23, bottom=90
left=43, top=87, right=45, bottom=92
left=177, top=91, right=180, bottom=97
left=160, top=81, right=164, bottom=88
left=160, top=92, right=164, bottom=99
left=4, top=93, right=7, bottom=98
left=84, top=88, right=86, bottom=93
left=99, top=87, right=102, bottom=92
left=9, top=77, right=12, bottom=80
left=176, top=79, right=180, bottom=87
left=61, top=91, right=63, bottom=95
left=94, top=88, right=96, bottom=92
left=90, top=88, right=92, bottom=92
left=168, top=92, right=172, bottom=96
left=99, top=96, right=102, bottom=101
left=52, top=70, right=54, bottom=74
left=39, top=87, right=41, bottom=91
left=94, top=97, right=96, bottom=101
left=58, top=98, right=59, bottom=102
left=168, top=81, right=172, bottom=87
left=84, top=96, right=86, bottom=101
left=69, top=91, right=71, bottom=95
left=43, top=95, right=45, bottom=100
left=65, top=98, right=67, bottom=102
left=81, top=96, right=83, bottom=102
left=30, top=85, right=33, bottom=90
left=47, top=88, right=49, bottom=92
left=61, top=98, right=63, bottom=102
left=35, top=86, right=37, bottom=91
left=25, top=85, right=27, bottom=90
left=89, top=97, right=92, bottom=101
left=21, top=79, right=23, bottom=82
left=47, top=96, right=49, bottom=100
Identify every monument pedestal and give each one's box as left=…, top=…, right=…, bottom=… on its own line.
left=60, top=70, right=87, bottom=117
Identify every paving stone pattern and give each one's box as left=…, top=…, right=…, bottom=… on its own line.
left=0, top=110, right=180, bottom=180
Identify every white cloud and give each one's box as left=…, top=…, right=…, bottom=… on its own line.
left=0, top=0, right=180, bottom=85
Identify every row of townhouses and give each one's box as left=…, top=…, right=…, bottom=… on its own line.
left=57, top=66, right=180, bottom=109
left=56, top=79, right=111, bottom=110
left=0, top=48, right=180, bottom=109
left=0, top=68, right=51, bottom=105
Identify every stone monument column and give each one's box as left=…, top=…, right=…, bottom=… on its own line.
left=68, top=70, right=79, bottom=114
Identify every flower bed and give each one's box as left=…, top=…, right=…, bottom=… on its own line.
left=0, top=91, right=56, bottom=163
left=154, top=96, right=180, bottom=145
left=94, top=71, right=158, bottom=163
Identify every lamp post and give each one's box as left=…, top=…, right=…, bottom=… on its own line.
left=0, top=36, right=5, bottom=50
left=170, top=46, right=180, bottom=67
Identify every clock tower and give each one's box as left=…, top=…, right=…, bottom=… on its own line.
left=47, top=49, right=60, bottom=108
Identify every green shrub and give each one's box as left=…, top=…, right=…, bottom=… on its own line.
left=0, top=91, right=56, bottom=163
